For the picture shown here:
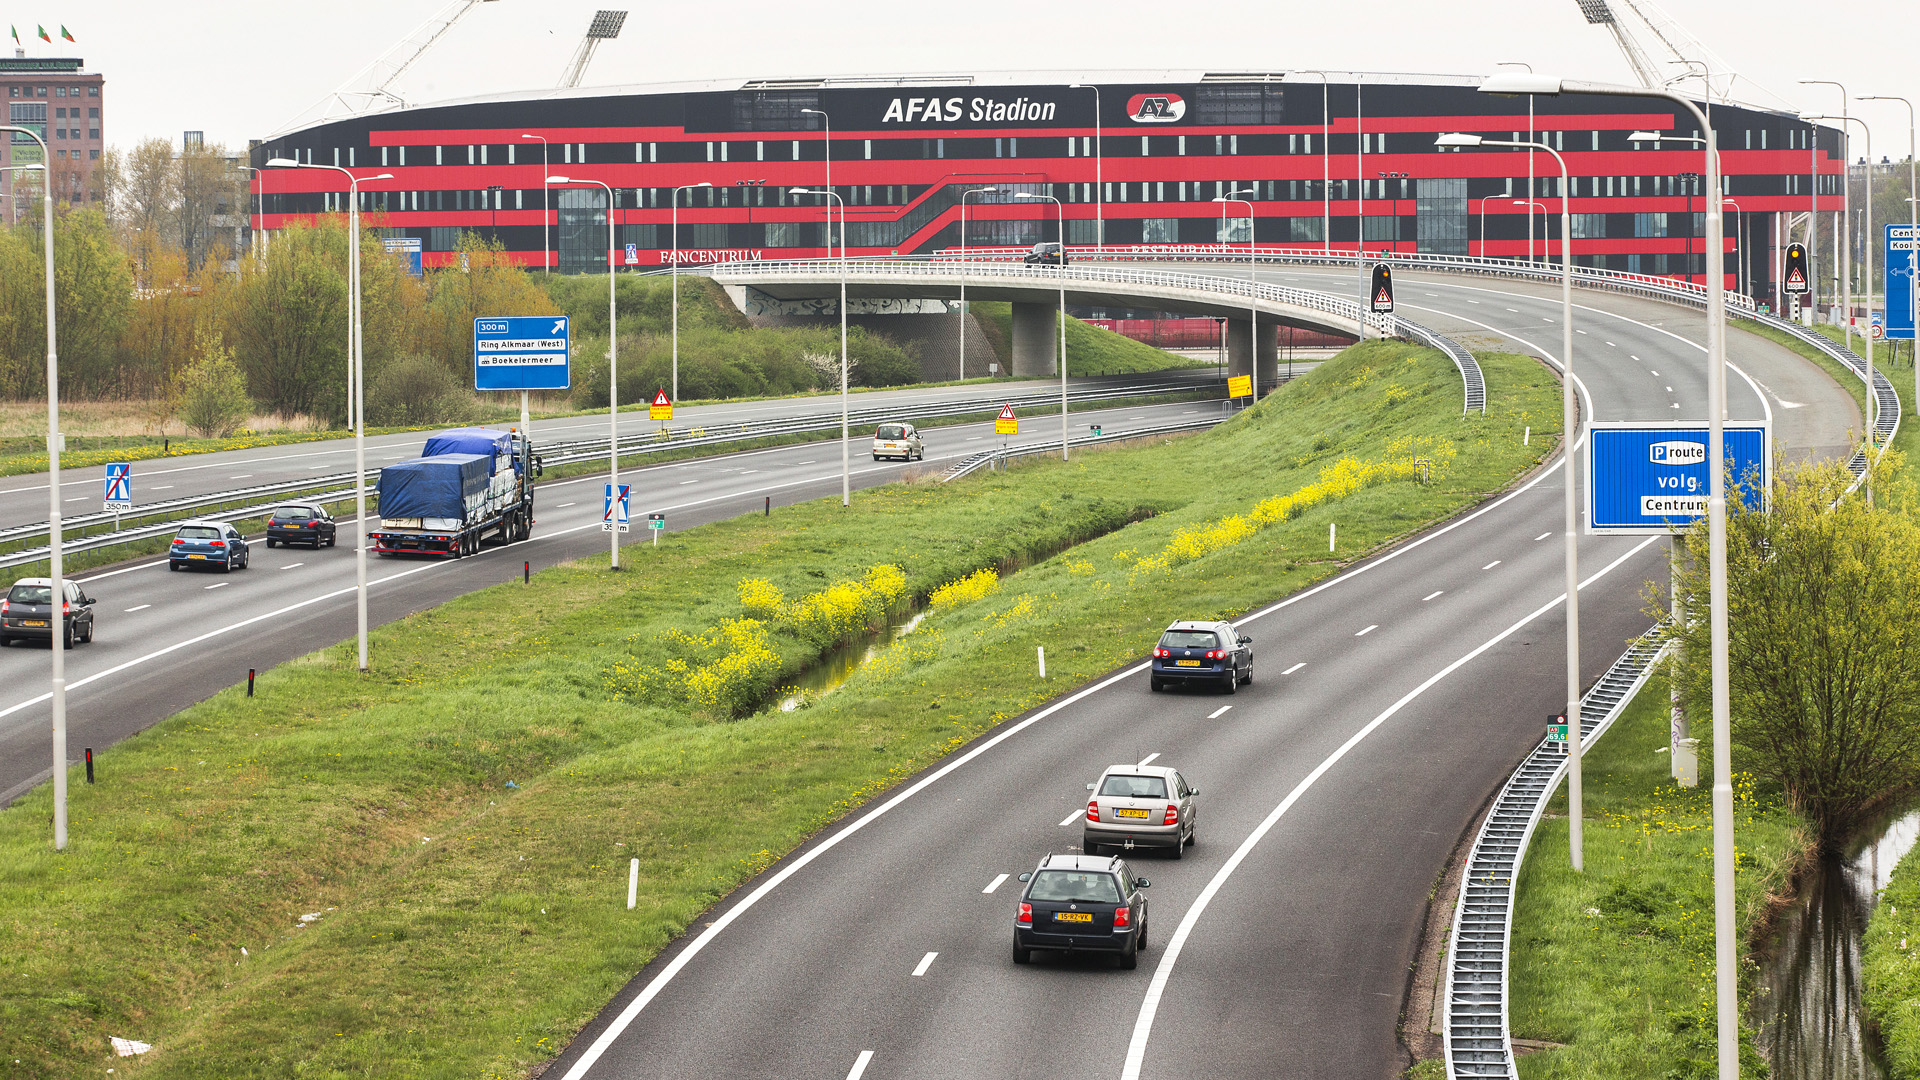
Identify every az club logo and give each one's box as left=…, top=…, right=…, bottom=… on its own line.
left=1648, top=441, right=1706, bottom=466
left=1126, top=93, right=1186, bottom=123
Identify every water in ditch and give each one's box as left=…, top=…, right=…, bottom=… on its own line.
left=1753, top=806, right=1920, bottom=1080
left=777, top=609, right=928, bottom=712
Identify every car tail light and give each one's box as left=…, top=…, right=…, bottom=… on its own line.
left=170, top=539, right=183, bottom=546
left=0, top=600, right=8, bottom=615
left=1113, top=905, right=1131, bottom=928
left=1163, top=804, right=1180, bottom=826
left=1086, top=799, right=1099, bottom=822
left=209, top=540, right=225, bottom=548
left=1153, top=647, right=1169, bottom=658
left=1017, top=903, right=1032, bottom=925
left=62, top=600, right=70, bottom=615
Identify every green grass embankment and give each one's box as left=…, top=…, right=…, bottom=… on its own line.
left=972, top=301, right=1208, bottom=375
left=1509, top=673, right=1811, bottom=1078
left=0, top=341, right=1557, bottom=1079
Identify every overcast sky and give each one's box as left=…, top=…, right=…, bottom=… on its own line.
left=18, top=0, right=1920, bottom=153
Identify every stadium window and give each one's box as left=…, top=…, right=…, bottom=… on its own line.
left=792, top=140, right=801, bottom=160
left=1591, top=132, right=1599, bottom=151
left=1178, top=135, right=1186, bottom=156
left=515, top=190, right=522, bottom=210
left=1570, top=213, right=1605, bottom=238
left=863, top=139, right=871, bottom=160
left=937, top=139, right=945, bottom=158
left=332, top=147, right=340, bottom=166
left=994, top=137, right=1003, bottom=158
left=1215, top=135, right=1223, bottom=155
left=434, top=146, right=442, bottom=165
left=1231, top=135, right=1238, bottom=154
left=349, top=148, right=356, bottom=166
left=1138, top=135, right=1149, bottom=156
left=480, top=145, right=488, bottom=165
left=467, top=145, right=475, bottom=164
left=1068, top=137, right=1076, bottom=158
left=1009, top=138, right=1017, bottom=157
left=1760, top=129, right=1768, bottom=149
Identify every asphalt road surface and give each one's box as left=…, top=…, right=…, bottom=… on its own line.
left=539, top=268, right=1859, bottom=1080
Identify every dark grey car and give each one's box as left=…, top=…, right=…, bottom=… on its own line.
left=0, top=578, right=96, bottom=649
left=1012, top=853, right=1150, bottom=968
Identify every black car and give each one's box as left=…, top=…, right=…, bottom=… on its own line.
left=1023, top=241, right=1067, bottom=266
left=1150, top=619, right=1251, bottom=693
left=0, top=577, right=96, bottom=649
left=1012, top=853, right=1149, bottom=968
left=266, top=503, right=337, bottom=549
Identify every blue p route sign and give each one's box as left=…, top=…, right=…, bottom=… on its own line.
left=1587, top=422, right=1769, bottom=534
left=474, top=316, right=571, bottom=391
left=1885, top=225, right=1917, bottom=341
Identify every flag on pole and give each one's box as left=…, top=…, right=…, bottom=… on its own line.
left=8, top=26, right=18, bottom=46
left=37, top=24, right=50, bottom=42
left=60, top=25, right=75, bottom=42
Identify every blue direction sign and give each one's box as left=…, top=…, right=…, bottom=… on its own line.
left=474, top=316, right=570, bottom=391
left=1885, top=225, right=1917, bottom=341
left=103, top=461, right=131, bottom=512
left=1587, top=422, right=1769, bottom=534
left=602, top=484, right=630, bottom=533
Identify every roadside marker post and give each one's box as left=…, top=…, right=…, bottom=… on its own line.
left=84, top=747, right=92, bottom=784
left=627, top=858, right=639, bottom=909
left=648, top=512, right=665, bottom=546
left=1546, top=714, right=1570, bottom=753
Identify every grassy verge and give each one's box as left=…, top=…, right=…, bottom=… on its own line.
left=1863, top=833, right=1920, bottom=1077
left=1509, top=671, right=1812, bottom=1078
left=974, top=301, right=1208, bottom=375
left=0, top=341, right=1558, bottom=1079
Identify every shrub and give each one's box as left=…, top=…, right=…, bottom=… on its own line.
left=929, top=568, right=1001, bottom=609
left=604, top=618, right=783, bottom=719
left=365, top=356, right=483, bottom=427
left=738, top=578, right=785, bottom=621
left=786, top=564, right=905, bottom=649
left=174, top=331, right=253, bottom=438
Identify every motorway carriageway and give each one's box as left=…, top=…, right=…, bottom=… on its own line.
left=0, top=397, right=1223, bottom=806
left=0, top=370, right=1223, bottom=526
left=538, top=267, right=1858, bottom=1080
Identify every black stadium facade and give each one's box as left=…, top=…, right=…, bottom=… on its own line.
left=254, top=70, right=1840, bottom=301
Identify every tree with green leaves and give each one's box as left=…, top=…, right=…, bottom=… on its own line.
left=173, top=328, right=252, bottom=437
left=219, top=220, right=349, bottom=421
left=1672, top=453, right=1920, bottom=846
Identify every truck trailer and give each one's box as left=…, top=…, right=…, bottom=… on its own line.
left=368, top=427, right=537, bottom=558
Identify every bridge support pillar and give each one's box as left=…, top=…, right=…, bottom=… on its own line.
left=1227, top=316, right=1279, bottom=393
left=1010, top=303, right=1058, bottom=377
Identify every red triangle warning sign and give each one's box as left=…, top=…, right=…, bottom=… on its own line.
left=998, top=403, right=1017, bottom=421
left=1375, top=288, right=1391, bottom=304
left=652, top=389, right=671, bottom=407
left=1786, top=268, right=1805, bottom=286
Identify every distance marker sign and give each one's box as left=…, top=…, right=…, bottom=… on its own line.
left=1586, top=421, right=1769, bottom=533
left=474, top=316, right=570, bottom=391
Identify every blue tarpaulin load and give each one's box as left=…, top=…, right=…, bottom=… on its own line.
left=377, top=454, right=491, bottom=519
left=422, top=428, right=517, bottom=474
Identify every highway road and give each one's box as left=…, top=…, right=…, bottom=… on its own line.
left=0, top=263, right=1862, bottom=1078
left=0, top=396, right=1223, bottom=805
left=538, top=268, right=1859, bottom=1080
left=0, top=370, right=1221, bottom=527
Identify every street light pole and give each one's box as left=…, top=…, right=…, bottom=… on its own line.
left=265, top=159, right=392, bottom=672
left=1015, top=192, right=1068, bottom=459
left=670, top=181, right=713, bottom=405
left=5, top=127, right=59, bottom=849
left=1294, top=71, right=1332, bottom=252
left=791, top=187, right=850, bottom=503
left=1216, top=191, right=1258, bottom=399
left=1069, top=84, right=1102, bottom=254
left=1478, top=70, right=1733, bottom=1080
left=959, top=186, right=999, bottom=380
left=549, top=176, right=621, bottom=566
left=519, top=135, right=549, bottom=273
left=1803, top=82, right=1852, bottom=343
left=1807, top=112, right=1877, bottom=486
left=1722, top=198, right=1745, bottom=298
left=1861, top=95, right=1916, bottom=401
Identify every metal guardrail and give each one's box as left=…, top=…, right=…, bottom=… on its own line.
left=1443, top=619, right=1674, bottom=1080
left=0, top=483, right=363, bottom=572
left=704, top=260, right=1487, bottom=417
left=939, top=416, right=1229, bottom=482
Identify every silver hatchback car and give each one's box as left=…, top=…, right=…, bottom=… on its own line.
left=1082, top=764, right=1198, bottom=859
left=871, top=422, right=924, bottom=462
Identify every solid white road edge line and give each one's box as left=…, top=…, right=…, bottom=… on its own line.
left=912, top=952, right=937, bottom=977
left=1116, top=532, right=1660, bottom=1080
left=846, top=1050, right=875, bottom=1080
left=983, top=874, right=1009, bottom=894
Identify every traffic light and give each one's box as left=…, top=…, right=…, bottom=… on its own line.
left=1784, top=243, right=1810, bottom=295
left=1370, top=263, right=1394, bottom=313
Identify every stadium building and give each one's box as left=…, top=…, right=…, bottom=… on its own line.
left=253, top=70, right=1842, bottom=305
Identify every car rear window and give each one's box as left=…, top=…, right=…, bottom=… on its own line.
left=875, top=424, right=906, bottom=439
left=177, top=526, right=220, bottom=539
left=1028, top=870, right=1122, bottom=903
left=1100, top=775, right=1169, bottom=799
left=276, top=507, right=315, bottom=519
left=1160, top=630, right=1221, bottom=649
left=7, top=585, right=51, bottom=604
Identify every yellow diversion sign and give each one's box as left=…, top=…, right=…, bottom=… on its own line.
left=994, top=403, right=1019, bottom=436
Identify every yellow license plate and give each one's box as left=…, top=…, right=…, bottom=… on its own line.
left=188, top=554, right=207, bottom=560
left=1175, top=659, right=1201, bottom=667
left=1115, top=808, right=1151, bottom=819
left=24, top=620, right=47, bottom=627
left=1054, top=912, right=1093, bottom=923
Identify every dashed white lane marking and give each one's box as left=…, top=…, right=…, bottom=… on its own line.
left=63, top=496, right=85, bottom=502
left=797, top=460, right=818, bottom=465
left=151, top=485, right=173, bottom=490
left=1535, top=532, right=1552, bottom=541
left=983, top=873, right=1009, bottom=894
left=1138, top=752, right=1163, bottom=765
left=1282, top=662, right=1306, bottom=675
left=1575, top=329, right=1588, bottom=335
left=1129, top=415, right=1146, bottom=419
left=847, top=1051, right=875, bottom=1080
left=740, top=470, right=758, bottom=474
left=679, top=479, right=698, bottom=485
left=1666, top=386, right=1673, bottom=392
left=1059, top=808, right=1084, bottom=827
left=966, top=436, right=984, bottom=441
left=1205, top=705, right=1233, bottom=719
left=1505, top=307, right=1520, bottom=312
left=1541, top=316, right=1555, bottom=322
left=555, top=502, right=576, bottom=508
left=1483, top=560, right=1502, bottom=570
left=124, top=604, right=150, bottom=612
left=1421, top=591, right=1444, bottom=602
left=204, top=582, right=229, bottom=590
left=1355, top=624, right=1378, bottom=637
left=279, top=563, right=303, bottom=570
left=1467, top=299, right=1481, bottom=304
left=309, top=464, right=328, bottom=470
left=230, top=474, right=253, bottom=479
left=1605, top=341, right=1617, bottom=347
left=912, top=952, right=938, bottom=977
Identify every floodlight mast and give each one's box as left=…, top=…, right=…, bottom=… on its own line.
left=271, top=0, right=501, bottom=137
left=560, top=10, right=628, bottom=89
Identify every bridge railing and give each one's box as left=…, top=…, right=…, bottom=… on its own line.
left=704, top=259, right=1488, bottom=415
